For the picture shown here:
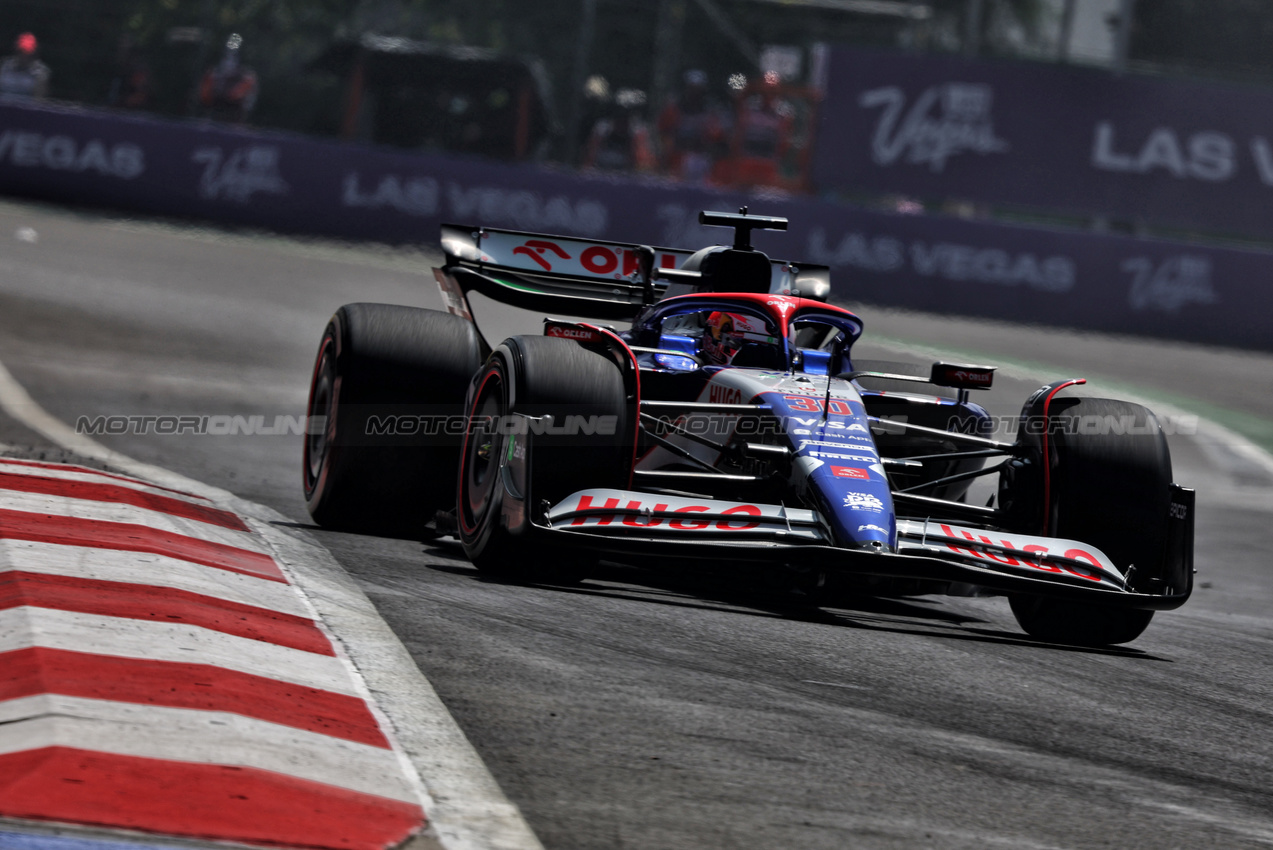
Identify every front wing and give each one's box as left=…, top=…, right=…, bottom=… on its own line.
left=530, top=488, right=1194, bottom=611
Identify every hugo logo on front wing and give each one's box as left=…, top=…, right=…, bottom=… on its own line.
left=941, top=524, right=1105, bottom=582
left=570, top=494, right=762, bottom=530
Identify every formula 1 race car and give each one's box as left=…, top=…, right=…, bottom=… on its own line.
left=303, top=210, right=1194, bottom=646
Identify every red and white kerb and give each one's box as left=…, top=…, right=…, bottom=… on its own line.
left=0, top=458, right=425, bottom=850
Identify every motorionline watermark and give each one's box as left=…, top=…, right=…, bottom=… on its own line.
left=954, top=413, right=1201, bottom=437
left=72, top=410, right=1201, bottom=440
left=76, top=414, right=318, bottom=437
left=71, top=412, right=625, bottom=439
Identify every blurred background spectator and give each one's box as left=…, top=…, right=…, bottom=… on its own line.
left=199, top=33, right=258, bottom=123
left=656, top=69, right=728, bottom=183
left=107, top=35, right=150, bottom=110
left=711, top=71, right=795, bottom=190
left=583, top=87, right=655, bottom=173
left=0, top=32, right=49, bottom=99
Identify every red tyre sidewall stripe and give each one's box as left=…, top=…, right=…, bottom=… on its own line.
left=458, top=366, right=502, bottom=537
left=303, top=331, right=336, bottom=498
left=1040, top=379, right=1086, bottom=535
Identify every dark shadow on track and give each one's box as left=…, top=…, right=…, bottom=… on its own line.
left=416, top=552, right=1169, bottom=660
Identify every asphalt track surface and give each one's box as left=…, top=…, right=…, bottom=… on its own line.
left=1, top=198, right=1272, bottom=849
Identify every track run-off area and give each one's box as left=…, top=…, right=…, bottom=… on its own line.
left=1, top=198, right=1272, bottom=849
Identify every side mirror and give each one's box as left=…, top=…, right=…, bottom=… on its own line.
left=930, top=362, right=996, bottom=390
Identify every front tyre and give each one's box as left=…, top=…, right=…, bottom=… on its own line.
left=1008, top=397, right=1170, bottom=646
left=458, top=335, right=630, bottom=578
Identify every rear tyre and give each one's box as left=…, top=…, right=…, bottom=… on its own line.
left=458, top=335, right=629, bottom=579
left=1008, top=397, right=1170, bottom=646
left=304, top=303, right=483, bottom=537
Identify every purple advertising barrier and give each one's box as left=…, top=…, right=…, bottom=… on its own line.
left=0, top=100, right=1270, bottom=350
left=813, top=46, right=1273, bottom=240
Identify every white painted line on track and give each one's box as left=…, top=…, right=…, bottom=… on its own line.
left=0, top=607, right=357, bottom=695
left=0, top=366, right=139, bottom=474
left=0, top=539, right=307, bottom=617
left=0, top=695, right=417, bottom=803
left=0, top=356, right=543, bottom=850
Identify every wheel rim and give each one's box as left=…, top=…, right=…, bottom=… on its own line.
left=460, top=369, right=506, bottom=535
left=304, top=341, right=335, bottom=492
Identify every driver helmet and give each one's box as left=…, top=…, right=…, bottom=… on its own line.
left=700, top=311, right=771, bottom=366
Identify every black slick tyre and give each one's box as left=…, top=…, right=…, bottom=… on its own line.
left=303, top=303, right=483, bottom=537
left=1009, top=397, right=1170, bottom=646
left=458, top=335, right=629, bottom=579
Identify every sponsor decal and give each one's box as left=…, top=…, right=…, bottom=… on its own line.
left=192, top=145, right=288, bottom=203
left=831, top=466, right=870, bottom=480
left=807, top=450, right=877, bottom=462
left=545, top=323, right=605, bottom=343
left=570, top=494, right=762, bottom=530
left=513, top=239, right=571, bottom=271
left=708, top=384, right=744, bottom=405
left=956, top=370, right=991, bottom=385
left=842, top=492, right=884, bottom=511
left=931, top=366, right=998, bottom=391
left=858, top=524, right=889, bottom=534
left=343, top=172, right=438, bottom=216
left=577, top=245, right=679, bottom=278
left=789, top=416, right=869, bottom=431
left=0, top=130, right=145, bottom=179
left=481, top=230, right=680, bottom=279
left=799, top=439, right=876, bottom=451
left=782, top=395, right=857, bottom=415
left=1123, top=255, right=1218, bottom=313
left=790, top=422, right=867, bottom=435
left=859, top=82, right=1010, bottom=173
left=937, top=523, right=1104, bottom=583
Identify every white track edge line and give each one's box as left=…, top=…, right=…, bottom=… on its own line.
left=0, top=356, right=543, bottom=850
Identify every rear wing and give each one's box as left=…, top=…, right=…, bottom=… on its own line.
left=435, top=224, right=830, bottom=322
